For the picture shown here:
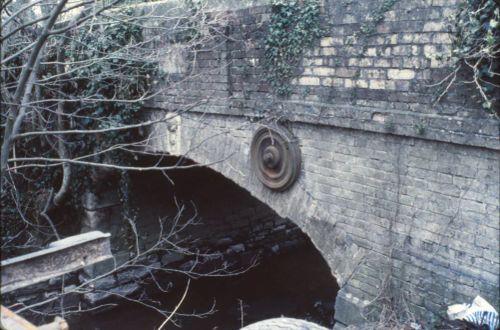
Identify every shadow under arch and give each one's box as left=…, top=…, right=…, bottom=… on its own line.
left=114, top=154, right=341, bottom=329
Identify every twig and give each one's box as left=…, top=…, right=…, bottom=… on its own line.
left=238, top=298, right=245, bottom=328
left=157, top=278, right=190, bottom=330
left=40, top=189, right=61, bottom=240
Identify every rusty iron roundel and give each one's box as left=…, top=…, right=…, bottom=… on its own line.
left=250, top=125, right=301, bottom=191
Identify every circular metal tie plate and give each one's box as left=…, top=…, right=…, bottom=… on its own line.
left=250, top=125, right=301, bottom=191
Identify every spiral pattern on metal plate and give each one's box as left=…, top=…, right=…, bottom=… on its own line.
left=250, top=125, right=301, bottom=191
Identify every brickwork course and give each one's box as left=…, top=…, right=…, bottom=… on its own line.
left=143, top=0, right=500, bottom=327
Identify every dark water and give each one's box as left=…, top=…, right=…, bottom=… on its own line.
left=71, top=243, right=338, bottom=330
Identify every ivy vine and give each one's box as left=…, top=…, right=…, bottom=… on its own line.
left=265, top=0, right=322, bottom=96
left=346, top=0, right=399, bottom=44
left=65, top=10, right=161, bottom=219
left=449, top=0, right=499, bottom=116
left=1, top=11, right=160, bottom=252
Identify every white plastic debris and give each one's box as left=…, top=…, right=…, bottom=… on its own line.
left=447, top=295, right=499, bottom=330
left=240, top=317, right=329, bottom=330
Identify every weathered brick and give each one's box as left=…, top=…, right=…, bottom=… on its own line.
left=320, top=37, right=334, bottom=47
left=432, top=32, right=453, bottom=44
left=336, top=67, right=358, bottom=78
left=388, top=69, right=416, bottom=80
left=423, top=21, right=445, bottom=31
left=356, top=79, right=369, bottom=88
left=369, top=80, right=385, bottom=90
left=298, top=76, right=320, bottom=85
left=364, top=47, right=377, bottom=57
left=374, top=59, right=391, bottom=67
left=321, top=47, right=337, bottom=56
left=313, top=67, right=336, bottom=76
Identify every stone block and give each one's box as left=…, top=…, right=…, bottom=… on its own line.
left=84, top=282, right=140, bottom=305
left=333, top=323, right=347, bottom=330
left=161, top=252, right=185, bottom=265
left=334, top=290, right=366, bottom=326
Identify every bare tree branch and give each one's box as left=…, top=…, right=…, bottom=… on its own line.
left=1, top=0, right=69, bottom=172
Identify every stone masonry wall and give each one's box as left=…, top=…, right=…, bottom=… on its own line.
left=144, top=0, right=499, bottom=328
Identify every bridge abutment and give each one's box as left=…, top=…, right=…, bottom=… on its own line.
left=145, top=109, right=499, bottom=326
left=142, top=0, right=499, bottom=326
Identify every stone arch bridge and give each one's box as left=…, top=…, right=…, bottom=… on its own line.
left=140, top=0, right=499, bottom=327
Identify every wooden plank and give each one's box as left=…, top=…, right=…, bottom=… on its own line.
left=1, top=305, right=38, bottom=330
left=1, top=231, right=111, bottom=293
left=0, top=306, right=69, bottom=330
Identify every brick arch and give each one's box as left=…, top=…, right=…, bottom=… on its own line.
left=149, top=114, right=358, bottom=288
left=146, top=107, right=500, bottom=327
left=145, top=111, right=387, bottom=326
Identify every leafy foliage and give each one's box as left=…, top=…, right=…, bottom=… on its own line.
left=345, top=0, right=399, bottom=46
left=357, top=0, right=398, bottom=40
left=1, top=0, right=227, bottom=257
left=0, top=10, right=160, bottom=255
left=67, top=13, right=158, bottom=215
left=451, top=0, right=499, bottom=115
left=66, top=11, right=158, bottom=154
left=264, top=0, right=322, bottom=96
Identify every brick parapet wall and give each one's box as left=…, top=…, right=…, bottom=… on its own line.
left=148, top=0, right=499, bottom=150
